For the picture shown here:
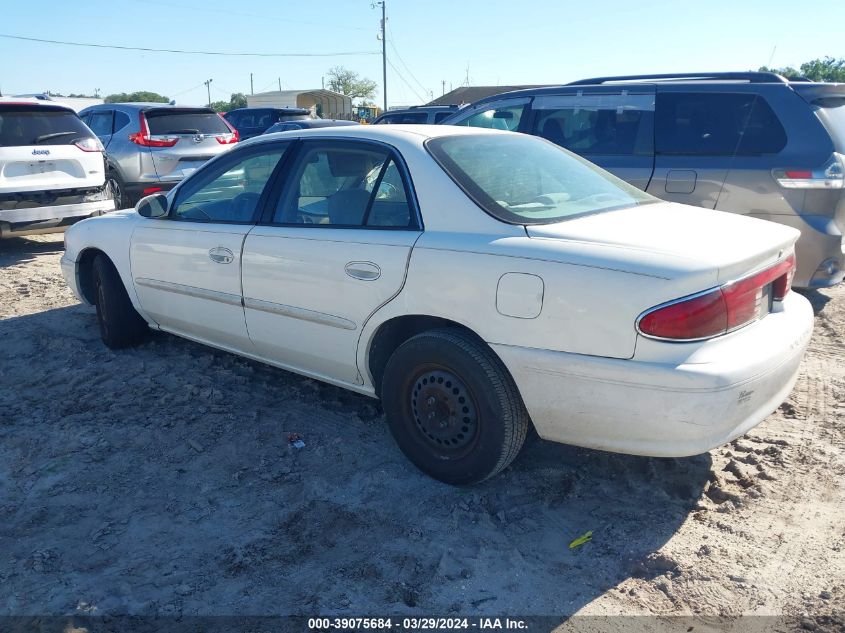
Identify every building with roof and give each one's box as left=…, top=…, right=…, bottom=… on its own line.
left=246, top=89, right=353, bottom=119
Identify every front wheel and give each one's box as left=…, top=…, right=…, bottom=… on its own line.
left=381, top=328, right=530, bottom=485
left=92, top=255, right=148, bottom=349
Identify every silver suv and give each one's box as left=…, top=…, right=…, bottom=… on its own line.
left=0, top=100, right=114, bottom=239
left=443, top=72, right=845, bottom=288
left=78, top=103, right=239, bottom=208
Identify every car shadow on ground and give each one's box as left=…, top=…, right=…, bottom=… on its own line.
left=0, top=304, right=712, bottom=623
left=796, top=288, right=832, bottom=316
left=0, top=236, right=64, bottom=266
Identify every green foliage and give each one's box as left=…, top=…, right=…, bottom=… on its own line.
left=326, top=66, right=377, bottom=102
left=760, top=57, right=845, bottom=82
left=210, top=93, right=248, bottom=112
left=104, top=91, right=170, bottom=104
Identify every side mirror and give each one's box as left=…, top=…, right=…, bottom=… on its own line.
left=136, top=192, right=168, bottom=218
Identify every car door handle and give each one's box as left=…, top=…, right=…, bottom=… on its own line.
left=208, top=247, right=234, bottom=264
left=345, top=261, right=381, bottom=281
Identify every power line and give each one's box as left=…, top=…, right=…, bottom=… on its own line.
left=386, top=26, right=430, bottom=99
left=0, top=33, right=380, bottom=58
left=386, top=58, right=426, bottom=103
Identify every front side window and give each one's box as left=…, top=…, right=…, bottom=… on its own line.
left=532, top=94, right=654, bottom=155
left=426, top=133, right=655, bottom=224
left=273, top=142, right=414, bottom=228
left=171, top=146, right=289, bottom=222
left=656, top=92, right=787, bottom=156
left=452, top=102, right=526, bottom=131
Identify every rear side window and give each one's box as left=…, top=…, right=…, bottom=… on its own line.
left=0, top=106, right=95, bottom=147
left=113, top=111, right=131, bottom=132
left=656, top=93, right=787, bottom=156
left=378, top=112, right=428, bottom=124
left=87, top=111, right=114, bottom=136
left=531, top=94, right=654, bottom=155
left=434, top=111, right=453, bottom=123
left=145, top=109, right=230, bottom=135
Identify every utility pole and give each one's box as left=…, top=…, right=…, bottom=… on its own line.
left=250, top=73, right=254, bottom=95
left=441, top=80, right=445, bottom=96
left=373, top=1, right=386, bottom=111
left=204, top=78, right=213, bottom=107
left=278, top=77, right=282, bottom=92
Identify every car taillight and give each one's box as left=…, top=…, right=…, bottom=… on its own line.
left=773, top=153, right=844, bottom=189
left=128, top=112, right=179, bottom=147
left=637, top=254, right=795, bottom=341
left=75, top=137, right=104, bottom=152
left=216, top=113, right=239, bottom=144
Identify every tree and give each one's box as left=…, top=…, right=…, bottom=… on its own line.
left=105, top=91, right=169, bottom=104
left=210, top=93, right=248, bottom=112
left=759, top=57, right=845, bottom=82
left=326, top=66, right=377, bottom=102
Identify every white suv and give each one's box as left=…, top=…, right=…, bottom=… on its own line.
left=0, top=99, right=115, bottom=239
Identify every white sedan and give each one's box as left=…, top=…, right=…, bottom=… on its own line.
left=61, top=125, right=814, bottom=484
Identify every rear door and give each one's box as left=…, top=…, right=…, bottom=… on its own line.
left=144, top=108, right=235, bottom=183
left=130, top=141, right=291, bottom=351
left=526, top=87, right=656, bottom=190
left=241, top=139, right=422, bottom=384
left=0, top=104, right=105, bottom=194
left=649, top=88, right=759, bottom=208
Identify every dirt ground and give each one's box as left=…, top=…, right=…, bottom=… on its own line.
left=0, top=235, right=843, bottom=631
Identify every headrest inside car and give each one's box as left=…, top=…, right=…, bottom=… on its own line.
left=328, top=151, right=374, bottom=178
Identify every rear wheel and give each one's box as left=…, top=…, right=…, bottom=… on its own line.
left=381, top=328, right=530, bottom=485
left=92, top=255, right=148, bottom=349
left=106, top=171, right=128, bottom=210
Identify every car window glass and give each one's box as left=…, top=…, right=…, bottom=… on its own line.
left=113, top=111, right=131, bottom=132
left=427, top=134, right=655, bottom=224
left=0, top=106, right=96, bottom=147
left=88, top=111, right=114, bottom=136
left=274, top=144, right=412, bottom=228
left=171, top=147, right=288, bottom=223
left=454, top=103, right=525, bottom=131
left=434, top=111, right=453, bottom=123
left=656, top=93, right=786, bottom=156
left=532, top=94, right=655, bottom=155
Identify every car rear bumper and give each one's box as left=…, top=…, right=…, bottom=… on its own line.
left=0, top=196, right=116, bottom=238
left=491, top=291, right=814, bottom=457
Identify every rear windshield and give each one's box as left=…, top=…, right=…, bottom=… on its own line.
left=813, top=97, right=845, bottom=151
left=145, top=109, right=230, bottom=135
left=426, top=133, right=656, bottom=224
left=0, top=106, right=95, bottom=147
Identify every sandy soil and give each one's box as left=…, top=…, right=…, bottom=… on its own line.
left=0, top=235, right=843, bottom=630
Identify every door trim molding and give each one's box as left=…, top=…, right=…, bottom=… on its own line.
left=135, top=278, right=242, bottom=307
left=244, top=297, right=356, bottom=331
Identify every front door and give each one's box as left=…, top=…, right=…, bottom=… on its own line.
left=242, top=140, right=422, bottom=385
left=130, top=142, right=291, bottom=351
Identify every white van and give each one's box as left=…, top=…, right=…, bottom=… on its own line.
left=0, top=99, right=115, bottom=238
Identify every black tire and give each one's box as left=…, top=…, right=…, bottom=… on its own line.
left=92, top=255, right=148, bottom=349
left=381, top=328, right=530, bottom=485
left=106, top=170, right=128, bottom=210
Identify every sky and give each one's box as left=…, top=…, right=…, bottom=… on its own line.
left=1, top=0, right=844, bottom=109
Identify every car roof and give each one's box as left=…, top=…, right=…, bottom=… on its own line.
left=0, top=98, right=76, bottom=112
left=244, top=123, right=508, bottom=148
left=228, top=106, right=311, bottom=113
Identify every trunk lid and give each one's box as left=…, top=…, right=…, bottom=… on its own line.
left=526, top=201, right=799, bottom=287
left=143, top=108, right=234, bottom=181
